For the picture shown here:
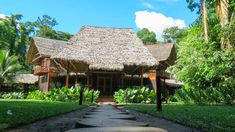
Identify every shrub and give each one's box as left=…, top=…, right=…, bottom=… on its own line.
left=0, top=92, right=26, bottom=99
left=27, top=90, right=45, bottom=100
left=114, top=87, right=155, bottom=104
left=172, top=85, right=235, bottom=105
left=27, top=85, right=100, bottom=102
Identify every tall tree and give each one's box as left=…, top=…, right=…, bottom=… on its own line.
left=202, top=0, right=209, bottom=42
left=35, top=15, right=72, bottom=41
left=162, top=26, right=185, bottom=43
left=137, top=28, right=157, bottom=44
left=215, top=0, right=233, bottom=49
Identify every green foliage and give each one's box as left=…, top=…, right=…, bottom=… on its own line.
left=35, top=15, right=73, bottom=41
left=0, top=92, right=25, bottom=99
left=0, top=50, right=21, bottom=84
left=26, top=85, right=100, bottom=102
left=114, top=87, right=155, bottom=104
left=162, top=26, right=186, bottom=43
left=27, top=90, right=45, bottom=100
left=171, top=85, right=235, bottom=105
left=137, top=28, right=157, bottom=44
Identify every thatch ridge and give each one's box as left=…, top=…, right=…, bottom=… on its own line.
left=26, top=37, right=67, bottom=64
left=145, top=43, right=175, bottom=62
left=14, top=74, right=38, bottom=84
left=52, top=26, right=158, bottom=72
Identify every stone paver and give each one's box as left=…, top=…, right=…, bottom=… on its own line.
left=70, top=105, right=169, bottom=132
left=67, top=127, right=167, bottom=132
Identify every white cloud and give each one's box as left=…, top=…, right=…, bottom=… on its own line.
left=0, top=13, right=7, bottom=19
left=142, top=2, right=155, bottom=9
left=135, top=11, right=186, bottom=40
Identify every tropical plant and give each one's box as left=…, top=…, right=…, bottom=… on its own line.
left=0, top=50, right=21, bottom=87
left=0, top=92, right=26, bottom=99
left=114, top=87, right=155, bottom=104
left=27, top=90, right=45, bottom=100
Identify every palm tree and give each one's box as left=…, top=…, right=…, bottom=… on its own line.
left=215, top=0, right=232, bottom=49
left=201, top=0, right=209, bottom=42
left=0, top=50, right=21, bottom=87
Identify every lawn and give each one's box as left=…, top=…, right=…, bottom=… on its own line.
left=126, top=103, right=235, bottom=132
left=0, top=99, right=87, bottom=130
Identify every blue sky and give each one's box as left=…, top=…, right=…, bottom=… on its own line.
left=0, top=0, right=198, bottom=39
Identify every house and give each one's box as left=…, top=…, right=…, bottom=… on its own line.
left=145, top=43, right=181, bottom=96
left=26, top=26, right=158, bottom=95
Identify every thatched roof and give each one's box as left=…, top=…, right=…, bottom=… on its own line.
left=14, top=74, right=39, bottom=84
left=52, top=26, right=158, bottom=72
left=26, top=37, right=67, bottom=64
left=145, top=43, right=176, bottom=62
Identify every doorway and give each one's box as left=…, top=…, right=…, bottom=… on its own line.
left=97, top=76, right=112, bottom=96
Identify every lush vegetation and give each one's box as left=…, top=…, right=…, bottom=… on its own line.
left=27, top=86, right=100, bottom=102
left=126, top=103, right=235, bottom=132
left=168, top=0, right=235, bottom=104
left=0, top=99, right=87, bottom=130
left=114, top=87, right=155, bottom=104
left=137, top=28, right=157, bottom=44
left=1, top=85, right=100, bottom=102
left=0, top=14, right=73, bottom=91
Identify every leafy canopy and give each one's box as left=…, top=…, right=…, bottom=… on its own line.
left=137, top=28, right=157, bottom=44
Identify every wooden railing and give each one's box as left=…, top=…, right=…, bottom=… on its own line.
left=34, top=66, right=59, bottom=75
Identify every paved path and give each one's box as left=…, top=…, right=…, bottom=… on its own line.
left=66, top=105, right=167, bottom=132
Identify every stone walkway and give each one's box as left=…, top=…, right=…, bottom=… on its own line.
left=67, top=105, right=167, bottom=132
left=8, top=104, right=202, bottom=132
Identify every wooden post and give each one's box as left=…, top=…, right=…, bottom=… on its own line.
left=47, top=58, right=51, bottom=92
left=66, top=61, right=69, bottom=88
left=87, top=74, right=90, bottom=88
left=66, top=72, right=69, bottom=88
left=156, top=66, right=162, bottom=111
left=79, top=86, right=83, bottom=105
left=75, top=73, right=78, bottom=85
left=121, top=73, right=124, bottom=89
left=91, top=89, right=94, bottom=103
left=131, top=74, right=134, bottom=88
left=140, top=67, right=143, bottom=87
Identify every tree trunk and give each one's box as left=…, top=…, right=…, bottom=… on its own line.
left=202, top=0, right=209, bottom=43
left=216, top=0, right=232, bottom=49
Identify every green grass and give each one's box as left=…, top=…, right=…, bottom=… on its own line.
left=126, top=103, right=235, bottom=132
left=0, top=99, right=88, bottom=130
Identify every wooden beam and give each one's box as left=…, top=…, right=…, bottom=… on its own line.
left=92, top=71, right=118, bottom=74
left=32, top=55, right=41, bottom=63
left=140, top=67, right=143, bottom=87
left=87, top=69, right=90, bottom=88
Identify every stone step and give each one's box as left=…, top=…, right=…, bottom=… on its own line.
left=83, top=114, right=136, bottom=120
left=76, top=118, right=148, bottom=127
left=66, top=127, right=167, bottom=132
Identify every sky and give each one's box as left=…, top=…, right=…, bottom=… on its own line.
left=0, top=0, right=198, bottom=40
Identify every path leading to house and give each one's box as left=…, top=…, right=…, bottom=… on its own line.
left=8, top=104, right=201, bottom=132
left=67, top=105, right=167, bottom=132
